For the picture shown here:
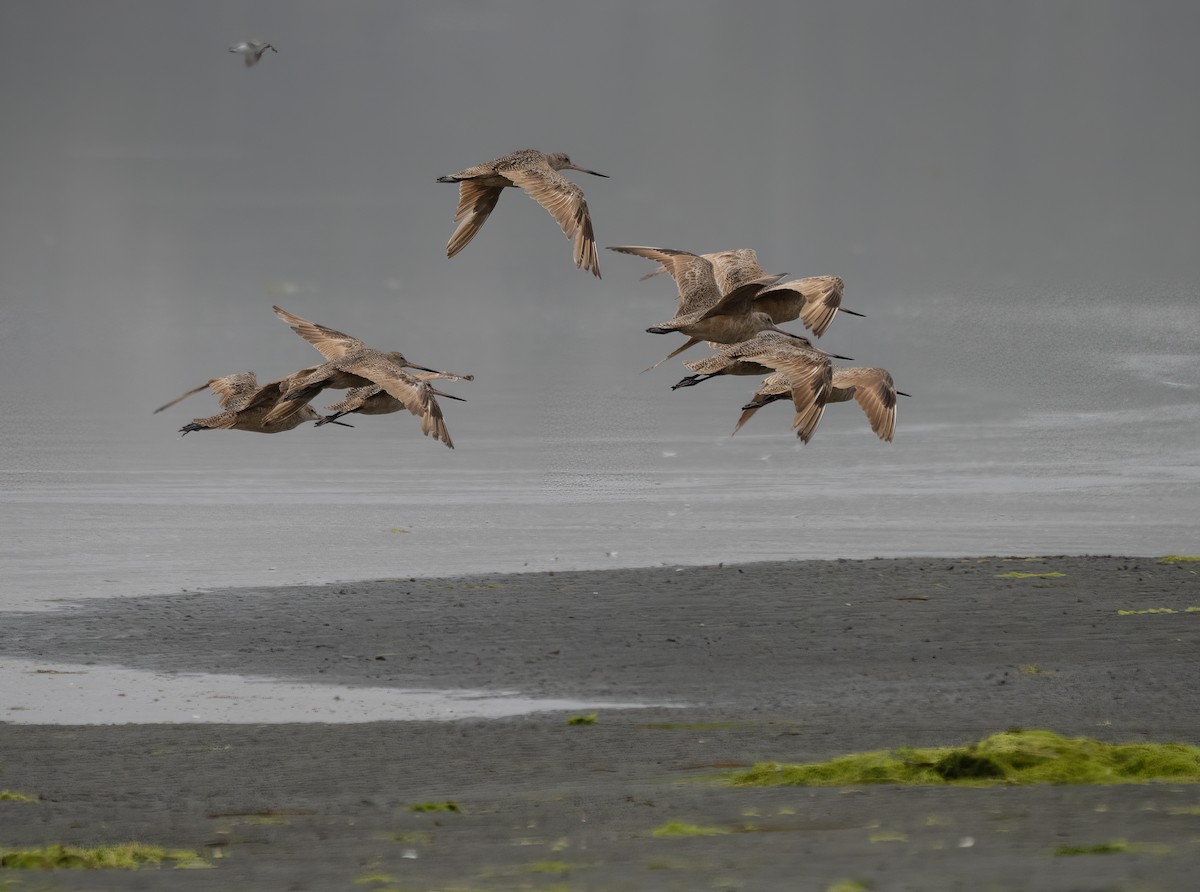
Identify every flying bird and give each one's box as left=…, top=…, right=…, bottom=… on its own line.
left=608, top=246, right=806, bottom=371
left=267, top=306, right=470, bottom=448
left=437, top=149, right=607, bottom=277
left=735, top=367, right=910, bottom=442
left=154, top=370, right=348, bottom=435
left=229, top=40, right=277, bottom=67
left=630, top=246, right=862, bottom=337
left=670, top=331, right=850, bottom=391
left=316, top=372, right=474, bottom=448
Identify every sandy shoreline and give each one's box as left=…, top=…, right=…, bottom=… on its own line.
left=2, top=555, right=1199, bottom=889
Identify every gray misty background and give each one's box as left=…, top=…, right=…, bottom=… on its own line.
left=1, top=0, right=1198, bottom=607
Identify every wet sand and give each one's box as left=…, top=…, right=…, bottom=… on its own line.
left=1, top=555, right=1199, bottom=890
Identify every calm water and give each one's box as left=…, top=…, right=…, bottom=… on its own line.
left=0, top=658, right=668, bottom=724
left=4, top=341, right=1199, bottom=613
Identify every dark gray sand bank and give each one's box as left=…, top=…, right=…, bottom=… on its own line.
left=2, top=556, right=1199, bottom=890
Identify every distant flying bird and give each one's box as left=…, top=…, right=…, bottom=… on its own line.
left=154, top=370, right=348, bottom=435
left=267, top=306, right=470, bottom=448
left=437, top=149, right=608, bottom=277
left=735, top=366, right=910, bottom=442
left=633, top=246, right=863, bottom=337
left=229, top=40, right=277, bottom=67
left=608, top=246, right=806, bottom=371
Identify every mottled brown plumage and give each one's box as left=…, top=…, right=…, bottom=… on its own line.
left=608, top=246, right=804, bottom=372
left=609, top=243, right=806, bottom=376
left=156, top=369, right=327, bottom=435
left=316, top=373, right=473, bottom=444
left=153, top=372, right=260, bottom=415
left=608, top=246, right=726, bottom=315
left=671, top=331, right=840, bottom=391
left=696, top=338, right=834, bottom=443
left=267, top=306, right=469, bottom=448
left=735, top=366, right=908, bottom=442
left=437, top=149, right=607, bottom=277
left=627, top=245, right=862, bottom=337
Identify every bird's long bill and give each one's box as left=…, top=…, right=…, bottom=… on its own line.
left=568, top=164, right=608, bottom=178
left=409, top=362, right=471, bottom=379
left=768, top=325, right=853, bottom=360
left=769, top=324, right=810, bottom=341
left=815, top=346, right=855, bottom=361
left=838, top=307, right=867, bottom=317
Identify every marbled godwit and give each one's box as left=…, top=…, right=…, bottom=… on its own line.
left=607, top=246, right=800, bottom=371
left=229, top=40, right=277, bottom=67
left=634, top=246, right=863, bottom=337
left=685, top=336, right=838, bottom=443
left=437, top=149, right=607, bottom=277
left=154, top=369, right=348, bottom=435
left=267, top=306, right=470, bottom=448
left=314, top=372, right=472, bottom=449
left=734, top=367, right=910, bottom=442
left=670, top=331, right=851, bottom=391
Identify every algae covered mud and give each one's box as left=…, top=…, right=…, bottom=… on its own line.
left=730, top=729, right=1200, bottom=787
left=2, top=555, right=1199, bottom=890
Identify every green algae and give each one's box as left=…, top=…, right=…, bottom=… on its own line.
left=566, top=713, right=597, bottom=725
left=0, top=843, right=205, bottom=870
left=827, top=882, right=873, bottom=892
left=651, top=821, right=729, bottom=838
left=354, top=869, right=399, bottom=884
left=729, top=730, right=1200, bottom=788
left=1051, top=845, right=1123, bottom=859
left=0, top=791, right=36, bottom=803
left=1018, top=664, right=1056, bottom=676
left=1054, top=841, right=1128, bottom=856
left=1160, top=555, right=1200, bottom=563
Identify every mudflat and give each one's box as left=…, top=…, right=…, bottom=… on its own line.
left=1, top=555, right=1199, bottom=890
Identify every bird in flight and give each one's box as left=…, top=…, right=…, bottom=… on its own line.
left=438, top=149, right=608, bottom=277
left=229, top=40, right=277, bottom=67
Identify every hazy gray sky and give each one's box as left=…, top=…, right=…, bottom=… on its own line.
left=1, top=0, right=1197, bottom=415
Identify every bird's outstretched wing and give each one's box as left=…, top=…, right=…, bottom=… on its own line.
left=446, top=182, right=504, bottom=258
left=505, top=166, right=600, bottom=277
left=272, top=306, right=365, bottom=360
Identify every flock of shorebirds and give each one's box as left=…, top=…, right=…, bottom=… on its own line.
left=156, top=43, right=907, bottom=450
